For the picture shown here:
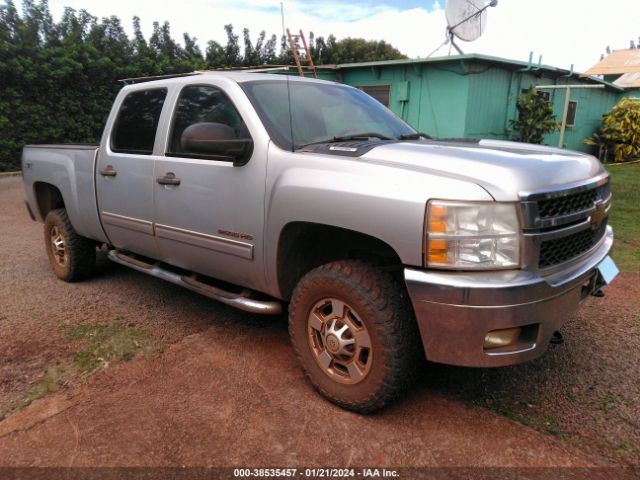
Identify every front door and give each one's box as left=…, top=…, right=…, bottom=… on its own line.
left=96, top=87, right=168, bottom=259
left=152, top=82, right=266, bottom=289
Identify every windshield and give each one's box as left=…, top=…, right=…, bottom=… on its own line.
left=240, top=79, right=416, bottom=150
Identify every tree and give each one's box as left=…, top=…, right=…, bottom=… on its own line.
left=205, top=39, right=226, bottom=68
left=223, top=24, right=241, bottom=67
left=261, top=34, right=277, bottom=64
left=317, top=37, right=406, bottom=64
left=131, top=16, right=146, bottom=52
left=510, top=86, right=559, bottom=144
left=242, top=28, right=261, bottom=66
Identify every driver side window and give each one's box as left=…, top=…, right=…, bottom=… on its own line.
left=167, top=85, right=251, bottom=158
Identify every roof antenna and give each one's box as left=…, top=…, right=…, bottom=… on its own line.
left=280, top=3, right=295, bottom=152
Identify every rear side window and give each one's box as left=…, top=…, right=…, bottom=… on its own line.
left=111, top=88, right=167, bottom=154
left=168, top=85, right=250, bottom=155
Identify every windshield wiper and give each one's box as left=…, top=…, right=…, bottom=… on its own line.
left=397, top=132, right=434, bottom=140
left=298, top=132, right=393, bottom=149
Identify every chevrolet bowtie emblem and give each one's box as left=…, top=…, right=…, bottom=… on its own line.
left=590, top=201, right=606, bottom=231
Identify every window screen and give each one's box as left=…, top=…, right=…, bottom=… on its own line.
left=356, top=85, right=391, bottom=107
left=169, top=85, right=250, bottom=155
left=566, top=101, right=578, bottom=126
left=111, top=89, right=167, bottom=154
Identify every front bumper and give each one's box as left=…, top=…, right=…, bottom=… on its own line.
left=404, top=226, right=614, bottom=367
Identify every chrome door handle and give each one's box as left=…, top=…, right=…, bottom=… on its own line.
left=157, top=172, right=181, bottom=186
left=99, top=165, right=117, bottom=177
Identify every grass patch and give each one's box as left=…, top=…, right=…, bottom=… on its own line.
left=606, top=164, right=640, bottom=273
left=598, top=394, right=618, bottom=412
left=4, top=365, right=70, bottom=415
left=0, top=316, right=157, bottom=420
left=67, top=321, right=155, bottom=373
left=596, top=439, right=640, bottom=457
left=616, top=442, right=640, bottom=456
left=481, top=396, right=570, bottom=438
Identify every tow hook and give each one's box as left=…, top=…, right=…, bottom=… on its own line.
left=550, top=330, right=564, bottom=345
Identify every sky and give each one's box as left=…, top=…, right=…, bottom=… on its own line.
left=46, top=0, right=640, bottom=73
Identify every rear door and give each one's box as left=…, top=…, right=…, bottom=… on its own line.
left=152, top=81, right=266, bottom=289
left=96, top=87, right=167, bottom=259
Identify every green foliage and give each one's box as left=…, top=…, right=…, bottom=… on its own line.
left=66, top=320, right=155, bottom=372
left=0, top=1, right=407, bottom=171
left=310, top=36, right=406, bottom=65
left=585, top=98, right=640, bottom=162
left=606, top=163, right=640, bottom=272
left=510, top=86, right=560, bottom=144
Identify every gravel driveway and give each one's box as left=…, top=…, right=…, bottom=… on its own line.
left=0, top=176, right=637, bottom=475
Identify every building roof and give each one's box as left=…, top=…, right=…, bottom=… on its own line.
left=614, top=72, right=640, bottom=88
left=584, top=49, right=640, bottom=75
left=335, top=53, right=548, bottom=70
left=333, top=53, right=623, bottom=91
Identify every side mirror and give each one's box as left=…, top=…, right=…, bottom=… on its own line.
left=181, top=122, right=253, bottom=166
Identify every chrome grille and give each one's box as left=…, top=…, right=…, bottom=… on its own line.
left=537, top=182, right=610, bottom=219
left=538, top=219, right=608, bottom=268
left=520, top=175, right=611, bottom=271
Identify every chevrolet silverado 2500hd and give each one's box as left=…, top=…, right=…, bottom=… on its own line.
left=22, top=72, right=618, bottom=412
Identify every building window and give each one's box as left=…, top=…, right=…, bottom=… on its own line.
left=357, top=85, right=391, bottom=107
left=111, top=88, right=167, bottom=155
left=566, top=101, right=578, bottom=127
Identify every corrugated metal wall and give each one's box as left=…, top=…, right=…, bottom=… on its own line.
left=461, top=63, right=621, bottom=151
left=464, top=67, right=513, bottom=139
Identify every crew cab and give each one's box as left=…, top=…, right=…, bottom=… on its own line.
left=22, top=72, right=618, bottom=412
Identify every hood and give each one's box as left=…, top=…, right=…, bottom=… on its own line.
left=360, top=139, right=606, bottom=201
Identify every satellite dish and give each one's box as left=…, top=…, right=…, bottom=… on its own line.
left=446, top=0, right=496, bottom=42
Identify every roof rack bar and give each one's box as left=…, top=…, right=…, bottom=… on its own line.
left=119, top=72, right=200, bottom=84
left=118, top=65, right=296, bottom=84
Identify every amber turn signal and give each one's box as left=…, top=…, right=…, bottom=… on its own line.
left=427, top=205, right=448, bottom=263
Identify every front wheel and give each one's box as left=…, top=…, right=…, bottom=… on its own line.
left=288, top=260, right=422, bottom=413
left=44, top=208, right=96, bottom=282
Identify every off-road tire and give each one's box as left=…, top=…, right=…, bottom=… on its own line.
left=44, top=208, right=96, bottom=282
left=289, top=260, right=422, bottom=413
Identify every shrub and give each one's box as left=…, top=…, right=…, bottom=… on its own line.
left=510, top=86, right=560, bottom=144
left=585, top=98, right=640, bottom=162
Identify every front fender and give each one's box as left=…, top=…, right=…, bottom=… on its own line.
left=263, top=146, right=492, bottom=297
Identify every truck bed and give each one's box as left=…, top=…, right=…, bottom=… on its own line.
left=22, top=144, right=107, bottom=243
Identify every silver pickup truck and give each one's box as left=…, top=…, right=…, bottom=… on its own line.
left=22, top=72, right=618, bottom=412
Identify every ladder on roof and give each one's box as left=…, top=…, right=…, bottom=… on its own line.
left=286, top=29, right=317, bottom=78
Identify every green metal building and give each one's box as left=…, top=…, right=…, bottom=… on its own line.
left=274, top=54, right=630, bottom=153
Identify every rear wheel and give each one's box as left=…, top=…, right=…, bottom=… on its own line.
left=44, top=208, right=96, bottom=282
left=289, top=260, right=421, bottom=413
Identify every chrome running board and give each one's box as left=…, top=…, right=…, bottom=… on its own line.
left=107, top=250, right=282, bottom=315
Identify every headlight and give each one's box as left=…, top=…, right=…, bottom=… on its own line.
left=425, top=200, right=521, bottom=270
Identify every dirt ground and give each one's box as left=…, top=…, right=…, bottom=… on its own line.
left=0, top=176, right=638, bottom=474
